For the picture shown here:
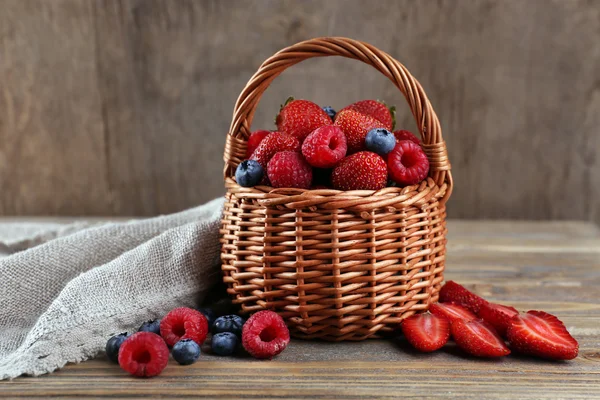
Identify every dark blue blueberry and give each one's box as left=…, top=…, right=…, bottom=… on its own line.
left=211, top=332, right=239, bottom=356
left=365, top=128, right=396, bottom=155
left=212, top=315, right=245, bottom=337
left=235, top=160, right=264, bottom=187
left=172, top=339, right=201, bottom=365
left=197, top=307, right=216, bottom=327
left=138, top=319, right=161, bottom=335
left=105, top=332, right=129, bottom=363
left=322, top=106, right=337, bottom=121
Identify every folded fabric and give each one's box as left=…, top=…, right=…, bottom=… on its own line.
left=0, top=197, right=224, bottom=380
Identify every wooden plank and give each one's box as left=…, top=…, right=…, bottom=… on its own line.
left=0, top=220, right=598, bottom=398
left=0, top=0, right=599, bottom=223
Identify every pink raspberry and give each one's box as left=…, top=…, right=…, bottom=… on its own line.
left=242, top=310, right=290, bottom=359
left=118, top=332, right=169, bottom=378
left=387, top=141, right=429, bottom=186
left=267, top=151, right=312, bottom=189
left=301, top=125, right=347, bottom=168
left=159, top=307, right=209, bottom=347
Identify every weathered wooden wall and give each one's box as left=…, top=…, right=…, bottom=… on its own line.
left=1, top=0, right=599, bottom=222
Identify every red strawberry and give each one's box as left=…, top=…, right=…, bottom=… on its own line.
left=401, top=313, right=450, bottom=352
left=334, top=109, right=387, bottom=153
left=429, top=302, right=477, bottom=323
left=331, top=151, right=387, bottom=191
left=267, top=151, right=312, bottom=189
left=439, top=281, right=488, bottom=314
left=342, top=100, right=395, bottom=131
left=250, top=132, right=301, bottom=185
left=276, top=99, right=332, bottom=142
left=451, top=319, right=511, bottom=358
left=477, top=302, right=519, bottom=337
left=387, top=141, right=430, bottom=186
left=394, top=129, right=421, bottom=145
left=246, top=130, right=271, bottom=158
left=506, top=311, right=578, bottom=360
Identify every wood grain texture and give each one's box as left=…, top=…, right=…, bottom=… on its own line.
left=0, top=220, right=599, bottom=399
left=0, top=0, right=599, bottom=222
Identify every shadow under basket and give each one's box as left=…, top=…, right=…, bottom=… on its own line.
left=219, top=37, right=453, bottom=341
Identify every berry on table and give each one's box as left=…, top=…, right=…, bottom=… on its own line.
left=334, top=109, right=387, bottom=153
left=212, top=315, right=245, bottom=337
left=197, top=307, right=216, bottom=328
left=451, top=319, right=511, bottom=358
left=331, top=151, right=388, bottom=191
left=365, top=128, right=396, bottom=155
left=250, top=132, right=300, bottom=171
left=242, top=310, right=290, bottom=359
left=138, top=319, right=161, bottom=335
left=276, top=98, right=332, bottom=142
left=506, top=310, right=578, bottom=360
left=477, top=302, right=519, bottom=337
left=235, top=160, right=264, bottom=187
left=387, top=141, right=430, bottom=186
left=172, top=338, right=201, bottom=365
left=118, top=332, right=170, bottom=377
left=267, top=151, right=312, bottom=189
left=429, top=302, right=477, bottom=323
left=105, top=332, right=129, bottom=363
left=246, top=130, right=271, bottom=158
left=322, top=106, right=337, bottom=121
left=401, top=313, right=450, bottom=352
left=301, top=125, right=347, bottom=168
left=439, top=281, right=489, bottom=314
left=342, top=99, right=395, bottom=131
left=212, top=332, right=239, bottom=356
left=160, top=307, right=209, bottom=347
left=394, top=129, right=421, bottom=145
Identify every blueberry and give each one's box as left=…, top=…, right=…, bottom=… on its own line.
left=105, top=332, right=129, bottom=363
left=322, top=106, right=336, bottom=121
left=211, top=332, right=238, bottom=356
left=365, top=128, right=396, bottom=155
left=212, top=315, right=245, bottom=337
left=138, top=319, right=161, bottom=335
left=172, top=339, right=201, bottom=365
left=197, top=307, right=216, bottom=327
left=235, top=159, right=264, bottom=187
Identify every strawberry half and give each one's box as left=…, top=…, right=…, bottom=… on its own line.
left=439, top=281, right=488, bottom=314
left=451, top=319, right=511, bottom=358
left=276, top=99, right=332, bottom=142
left=341, top=100, right=395, bottom=131
left=429, top=302, right=477, bottom=323
left=401, top=313, right=450, bottom=352
left=334, top=109, right=387, bottom=153
left=506, top=311, right=578, bottom=360
left=477, top=302, right=519, bottom=337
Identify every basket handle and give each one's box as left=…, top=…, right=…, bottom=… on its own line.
left=223, top=37, right=452, bottom=195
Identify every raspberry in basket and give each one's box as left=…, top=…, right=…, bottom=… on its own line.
left=301, top=125, right=347, bottom=168
left=394, top=129, right=421, bottom=145
left=118, top=332, right=169, bottom=377
left=331, top=151, right=387, bottom=190
left=160, top=307, right=209, bottom=346
left=276, top=98, right=332, bottom=142
left=242, top=310, right=290, bottom=359
left=341, top=99, right=395, bottom=131
left=387, top=140, right=429, bottom=186
left=267, top=151, right=312, bottom=189
left=334, top=109, right=387, bottom=153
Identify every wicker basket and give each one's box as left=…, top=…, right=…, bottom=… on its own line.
left=220, top=37, right=453, bottom=341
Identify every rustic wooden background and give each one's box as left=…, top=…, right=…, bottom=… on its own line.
left=1, top=0, right=599, bottom=223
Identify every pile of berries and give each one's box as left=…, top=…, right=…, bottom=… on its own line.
left=400, top=281, right=579, bottom=360
left=235, top=98, right=430, bottom=190
left=106, top=307, right=290, bottom=378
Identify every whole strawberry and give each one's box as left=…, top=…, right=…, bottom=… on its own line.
left=246, top=130, right=271, bottom=158
left=331, top=151, right=387, bottom=191
left=334, top=109, right=387, bottom=154
left=342, top=100, right=395, bottom=131
left=267, top=151, right=312, bottom=189
left=276, top=98, right=332, bottom=142
left=250, top=132, right=300, bottom=171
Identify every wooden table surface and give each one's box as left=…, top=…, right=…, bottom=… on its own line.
left=1, top=220, right=599, bottom=399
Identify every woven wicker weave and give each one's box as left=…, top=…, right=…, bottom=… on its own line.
left=220, top=37, right=453, bottom=341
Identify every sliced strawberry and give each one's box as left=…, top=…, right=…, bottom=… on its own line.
left=439, top=281, right=488, bottom=314
left=451, top=319, right=511, bottom=358
left=401, top=313, right=450, bottom=352
left=506, top=311, right=578, bottom=360
left=477, top=302, right=519, bottom=337
left=430, top=302, right=477, bottom=323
